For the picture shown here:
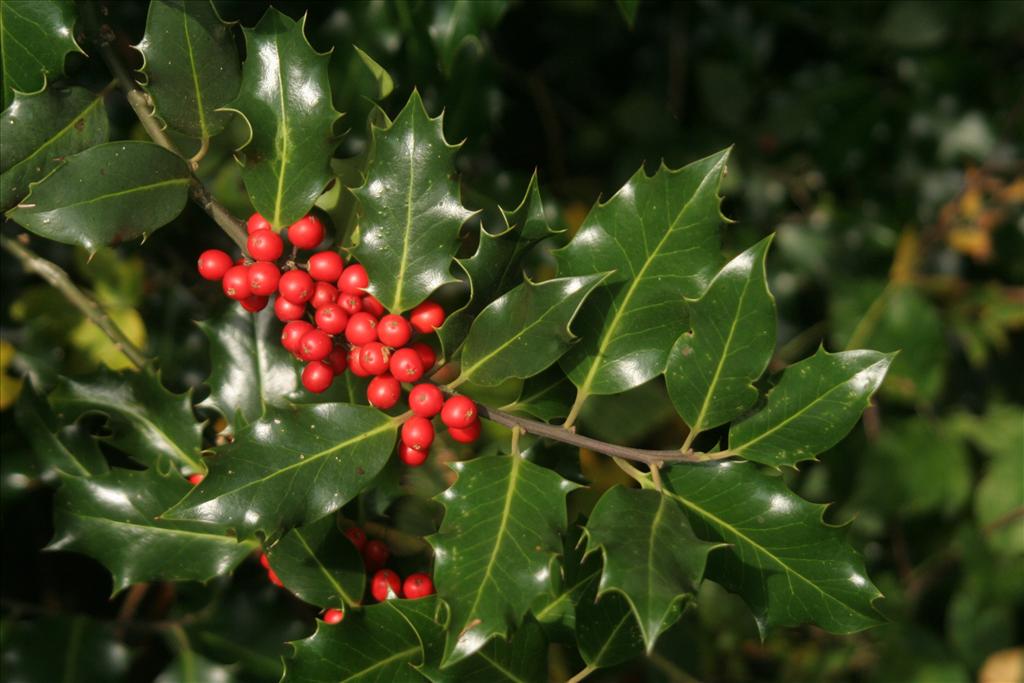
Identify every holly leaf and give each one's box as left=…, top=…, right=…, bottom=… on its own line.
left=49, top=367, right=204, bottom=474
left=266, top=514, right=364, bottom=609
left=14, top=386, right=108, bottom=478
left=351, top=90, right=475, bottom=313
left=228, top=7, right=340, bottom=227
left=576, top=586, right=644, bottom=669
left=137, top=0, right=241, bottom=140
left=455, top=273, right=611, bottom=387
left=428, top=0, right=507, bottom=74
left=430, top=455, right=578, bottom=665
left=6, top=141, right=190, bottom=251
left=419, top=617, right=548, bottom=683
left=48, top=467, right=256, bottom=592
left=530, top=523, right=600, bottom=635
left=663, top=461, right=884, bottom=635
left=500, top=367, right=575, bottom=423
left=0, top=616, right=129, bottom=682
left=164, top=404, right=397, bottom=538
left=1, top=86, right=108, bottom=211
left=666, top=235, right=776, bottom=438
left=584, top=486, right=720, bottom=649
left=0, top=0, right=83, bottom=108
left=728, top=348, right=893, bottom=468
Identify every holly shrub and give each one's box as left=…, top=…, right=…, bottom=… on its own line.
left=1, top=1, right=1022, bottom=682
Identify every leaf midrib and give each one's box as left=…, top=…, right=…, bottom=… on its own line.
left=181, top=2, right=209, bottom=139
left=20, top=177, right=189, bottom=213
left=291, top=527, right=358, bottom=607
left=390, top=108, right=417, bottom=312
left=340, top=646, right=419, bottom=682
left=2, top=95, right=103, bottom=179
left=68, top=511, right=256, bottom=546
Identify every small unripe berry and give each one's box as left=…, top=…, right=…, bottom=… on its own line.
left=399, top=442, right=428, bottom=467
left=187, top=473, right=205, bottom=486
left=310, top=281, right=339, bottom=309
left=338, top=264, right=369, bottom=295
left=241, top=295, right=269, bottom=312
left=326, top=346, right=348, bottom=376
left=390, top=348, right=424, bottom=382
left=302, top=361, right=334, bottom=393
left=299, top=329, right=333, bottom=362
left=248, top=229, right=284, bottom=261
left=288, top=214, right=325, bottom=250
left=371, top=569, right=401, bottom=602
left=314, top=304, right=349, bottom=336
left=274, top=296, right=306, bottom=322
left=348, top=346, right=370, bottom=377
left=408, top=383, right=443, bottom=418
left=378, top=314, right=412, bottom=348
left=279, top=269, right=315, bottom=304
left=322, top=608, right=344, bottom=624
left=448, top=418, right=481, bottom=444
left=338, top=293, right=363, bottom=315
left=267, top=569, right=283, bottom=587
left=222, top=264, right=251, bottom=300
left=410, top=342, right=436, bottom=371
left=363, top=540, right=390, bottom=572
left=441, top=396, right=477, bottom=429
left=367, top=374, right=401, bottom=409
left=247, top=212, right=271, bottom=234
left=281, top=320, right=314, bottom=353
left=361, top=295, right=385, bottom=317
left=198, top=249, right=233, bottom=281
left=409, top=301, right=445, bottom=334
left=344, top=526, right=367, bottom=551
left=308, top=251, right=344, bottom=282
left=401, top=416, right=434, bottom=451
left=360, top=342, right=391, bottom=375
left=345, top=312, right=378, bottom=345
left=248, top=261, right=281, bottom=296
left=259, top=553, right=271, bottom=570
left=402, top=573, right=435, bottom=599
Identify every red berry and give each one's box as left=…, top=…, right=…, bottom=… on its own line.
left=399, top=443, right=428, bottom=467
left=187, top=473, right=205, bottom=485
left=344, top=526, right=367, bottom=551
left=408, top=383, right=443, bottom=418
left=401, top=416, right=434, bottom=451
left=314, top=304, right=349, bottom=336
left=279, top=269, right=315, bottom=304
left=274, top=296, right=306, bottom=322
left=222, top=264, right=251, bottom=300
left=248, top=261, right=281, bottom=296
left=371, top=569, right=401, bottom=602
left=281, top=321, right=314, bottom=353
left=337, top=264, right=369, bottom=295
left=241, top=295, right=269, bottom=312
left=363, top=540, right=390, bottom=572
left=402, top=573, right=435, bottom=599
left=308, top=251, right=344, bottom=282
left=299, top=329, right=333, bottom=362
left=348, top=346, right=370, bottom=377
left=311, top=281, right=339, bottom=309
left=247, top=212, right=271, bottom=234
left=198, top=249, right=233, bottom=281
left=378, top=314, right=411, bottom=348
left=259, top=553, right=271, bottom=570
left=410, top=342, right=436, bottom=371
left=288, top=215, right=325, bottom=250
left=367, top=374, right=401, bottom=409
left=267, top=569, right=283, bottom=587
left=360, top=342, right=391, bottom=375
left=361, top=295, right=385, bottom=317
left=345, top=312, right=378, bottom=345
left=326, top=346, right=348, bottom=376
left=448, top=418, right=481, bottom=443
left=390, top=348, right=424, bottom=382
left=302, top=361, right=334, bottom=393
left=441, top=396, right=477, bottom=429
left=409, top=301, right=445, bottom=334
left=248, top=229, right=284, bottom=261
left=322, top=608, right=344, bottom=624
left=338, top=293, right=363, bottom=315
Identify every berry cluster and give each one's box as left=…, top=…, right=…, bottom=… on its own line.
left=345, top=525, right=435, bottom=602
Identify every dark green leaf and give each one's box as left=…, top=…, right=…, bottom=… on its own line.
left=15, top=386, right=108, bottom=477
left=556, top=149, right=730, bottom=408
left=576, top=587, right=644, bottom=669
left=666, top=236, right=776, bottom=438
left=531, top=523, right=600, bottom=634
left=664, top=461, right=883, bottom=635
left=6, top=141, right=190, bottom=251
left=352, top=90, right=475, bottom=313
left=138, top=0, right=241, bottom=139
left=616, top=0, right=640, bottom=28
left=455, top=273, right=610, bottom=387
left=728, top=348, right=893, bottom=468
left=429, top=0, right=507, bottom=74
left=584, top=487, right=719, bottom=648
left=164, top=404, right=397, bottom=538
left=49, top=367, right=204, bottom=474
left=155, top=651, right=237, bottom=683
left=1, top=86, right=107, bottom=211
left=48, top=467, right=256, bottom=592
left=430, top=455, right=578, bottom=665
left=0, top=616, right=129, bottom=682
left=500, top=367, right=575, bottom=423
left=353, top=45, right=393, bottom=99
left=228, top=8, right=340, bottom=227
left=421, top=620, right=548, bottom=683
left=266, top=514, right=364, bottom=609
left=0, top=0, right=82, bottom=108
left=578, top=378, right=676, bottom=444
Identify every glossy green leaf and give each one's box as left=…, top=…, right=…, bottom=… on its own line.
left=1, top=86, right=108, bottom=211
left=664, top=461, right=883, bottom=635
left=530, top=522, right=600, bottom=634
left=455, top=273, right=610, bottom=387
left=578, top=377, right=676, bottom=445
left=266, top=514, right=364, bottom=609
left=14, top=386, right=107, bottom=478
left=584, top=486, right=719, bottom=648
left=576, top=586, right=644, bottom=669
left=556, top=149, right=730, bottom=406
left=430, top=455, right=578, bottom=665
left=6, top=141, right=190, bottom=251
left=228, top=8, right=340, bottom=227
left=666, top=236, right=776, bottom=437
left=419, top=618, right=548, bottom=683
left=137, top=0, right=241, bottom=139
left=164, top=404, right=397, bottom=538
left=155, top=651, right=237, bottom=683
left=0, top=0, right=82, bottom=108
left=352, top=90, right=475, bottom=313
left=49, top=368, right=204, bottom=474
left=429, top=0, right=507, bottom=74
left=353, top=45, right=393, bottom=99
left=500, top=367, right=575, bottom=423
left=0, top=616, right=129, bottom=682
left=48, top=467, right=256, bottom=592
left=728, top=348, right=893, bottom=467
